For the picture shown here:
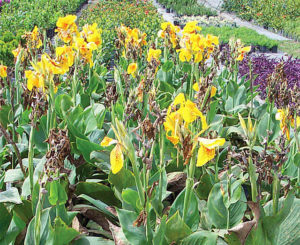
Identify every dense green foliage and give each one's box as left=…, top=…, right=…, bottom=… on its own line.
left=157, top=0, right=217, bottom=16
left=0, top=0, right=87, bottom=66
left=222, top=0, right=300, bottom=40
left=201, top=26, right=279, bottom=48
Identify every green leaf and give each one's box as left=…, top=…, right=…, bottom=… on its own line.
left=117, top=209, right=147, bottom=245
left=4, top=169, right=24, bottom=183
left=72, top=236, right=114, bottom=245
left=78, top=194, right=117, bottom=220
left=47, top=180, right=68, bottom=206
left=122, top=189, right=142, bottom=213
left=196, top=173, right=214, bottom=200
left=55, top=94, right=74, bottom=118
left=76, top=137, right=103, bottom=163
left=0, top=187, right=22, bottom=204
left=181, top=231, right=218, bottom=245
left=47, top=217, right=79, bottom=245
left=153, top=215, right=168, bottom=245
left=293, top=152, right=300, bottom=168
left=165, top=211, right=192, bottom=243
left=0, top=204, right=12, bottom=240
left=108, top=168, right=136, bottom=193
left=76, top=182, right=120, bottom=207
left=0, top=214, right=26, bottom=245
left=13, top=200, right=33, bottom=223
left=162, top=60, right=174, bottom=72
left=207, top=180, right=247, bottom=229
left=169, top=189, right=200, bottom=231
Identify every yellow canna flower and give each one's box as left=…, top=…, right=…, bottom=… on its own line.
left=56, top=15, right=78, bottom=43
left=237, top=46, right=251, bottom=61
left=197, top=138, right=225, bottom=166
left=275, top=108, right=299, bottom=140
left=183, top=21, right=201, bottom=35
left=100, top=136, right=124, bottom=174
left=56, top=45, right=75, bottom=71
left=25, top=70, right=44, bottom=91
left=177, top=48, right=192, bottom=62
left=211, top=86, right=217, bottom=97
left=127, top=63, right=137, bottom=77
left=0, top=65, right=7, bottom=78
left=147, top=48, right=162, bottom=62
left=81, top=23, right=102, bottom=48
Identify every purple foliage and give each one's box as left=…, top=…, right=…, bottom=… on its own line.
left=239, top=54, right=300, bottom=100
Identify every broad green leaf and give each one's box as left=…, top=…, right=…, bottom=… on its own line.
left=196, top=173, right=213, bottom=200
left=117, top=209, right=147, bottom=245
left=169, top=189, right=200, bottom=231
left=108, top=168, right=135, bottom=193
left=4, top=169, right=24, bottom=183
left=72, top=236, right=114, bottom=245
left=0, top=187, right=22, bottom=204
left=153, top=215, right=168, bottom=245
left=76, top=182, right=120, bottom=207
left=55, top=94, right=74, bottom=118
left=46, top=217, right=79, bottom=245
left=13, top=200, right=33, bottom=223
left=181, top=230, right=218, bottom=245
left=76, top=137, right=103, bottom=163
left=47, top=180, right=68, bottom=206
left=165, top=211, right=192, bottom=243
left=122, top=189, right=142, bottom=213
left=207, top=180, right=247, bottom=229
left=162, top=60, right=174, bottom=72
left=0, top=204, right=12, bottom=240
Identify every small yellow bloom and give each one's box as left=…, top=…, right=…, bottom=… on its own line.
left=56, top=15, right=77, bottom=30
left=147, top=48, right=162, bottom=62
left=183, top=21, right=201, bottom=35
left=193, top=82, right=199, bottom=92
left=101, top=136, right=124, bottom=174
left=127, top=63, right=137, bottom=78
left=110, top=144, right=124, bottom=174
left=237, top=46, right=251, bottom=61
left=177, top=48, right=192, bottom=62
left=25, top=70, right=44, bottom=91
left=0, top=65, right=7, bottom=78
left=211, top=86, right=217, bottom=97
left=197, top=138, right=225, bottom=166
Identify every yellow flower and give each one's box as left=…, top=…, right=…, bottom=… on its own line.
left=72, top=37, right=95, bottom=67
left=275, top=108, right=295, bottom=140
left=25, top=70, right=44, bottom=91
left=183, top=21, right=201, bottom=35
left=56, top=15, right=78, bottom=43
left=81, top=23, right=102, bottom=48
left=127, top=63, right=137, bottom=77
left=100, top=136, right=124, bottom=174
left=211, top=86, right=217, bottom=97
left=197, top=138, right=225, bottom=166
left=56, top=15, right=77, bottom=30
left=147, top=48, right=162, bottom=62
left=237, top=46, right=251, bottom=61
left=56, top=45, right=75, bottom=72
left=0, top=65, right=7, bottom=78
left=31, top=26, right=42, bottom=49
left=12, top=45, right=23, bottom=58
left=177, top=48, right=192, bottom=62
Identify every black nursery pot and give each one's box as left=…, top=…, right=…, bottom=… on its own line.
left=166, top=8, right=170, bottom=13
left=174, top=20, right=180, bottom=26
left=261, top=46, right=268, bottom=52
left=179, top=23, right=185, bottom=29
left=271, top=46, right=278, bottom=53
left=46, top=28, right=55, bottom=39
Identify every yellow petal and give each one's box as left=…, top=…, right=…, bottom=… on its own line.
left=166, top=134, right=179, bottom=145
left=210, top=86, right=217, bottom=97
left=198, top=138, right=225, bottom=149
left=197, top=144, right=215, bottom=167
left=173, top=93, right=185, bottom=106
left=193, top=82, right=199, bottom=92
left=110, top=144, right=124, bottom=174
left=238, top=113, right=247, bottom=135
left=101, top=136, right=115, bottom=146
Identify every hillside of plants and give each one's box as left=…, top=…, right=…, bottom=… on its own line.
left=0, top=0, right=299, bottom=244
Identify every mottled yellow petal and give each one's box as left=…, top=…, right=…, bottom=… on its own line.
left=197, top=144, right=215, bottom=167
left=173, top=93, right=185, bottom=106
left=110, top=144, right=124, bottom=174
left=198, top=138, right=225, bottom=149
left=101, top=136, right=116, bottom=146
left=238, top=113, right=247, bottom=135
left=193, top=82, right=199, bottom=92
left=210, top=86, right=217, bottom=97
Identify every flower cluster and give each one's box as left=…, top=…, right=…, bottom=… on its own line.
left=177, top=21, right=219, bottom=63
left=164, top=93, right=225, bottom=166
left=158, top=22, right=180, bottom=49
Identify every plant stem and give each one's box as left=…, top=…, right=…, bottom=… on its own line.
left=183, top=152, right=196, bottom=222
left=158, top=125, right=165, bottom=215
left=272, top=172, right=280, bottom=215
left=28, top=124, right=35, bottom=194
left=188, top=63, right=195, bottom=98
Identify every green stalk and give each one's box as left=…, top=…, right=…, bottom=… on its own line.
left=188, top=63, right=195, bottom=98
left=272, top=172, right=280, bottom=215
left=158, top=126, right=165, bottom=215
left=28, top=124, right=35, bottom=194
left=34, top=189, right=44, bottom=245
left=293, top=111, right=300, bottom=195
left=200, top=85, right=211, bottom=111
left=183, top=152, right=196, bottom=222
left=266, top=101, right=274, bottom=146
left=72, top=56, right=79, bottom=104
